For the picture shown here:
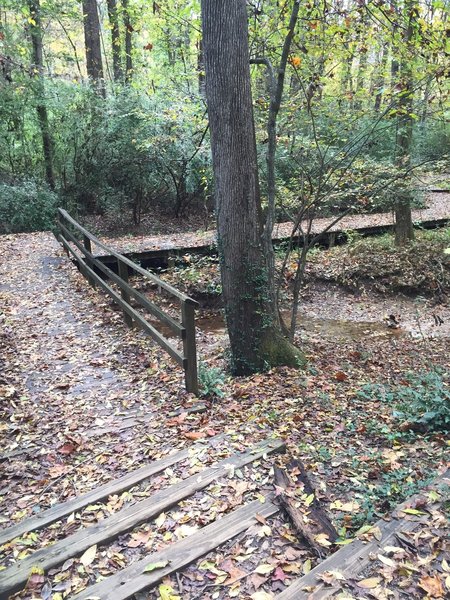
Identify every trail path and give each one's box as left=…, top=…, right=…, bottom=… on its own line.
left=0, top=232, right=199, bottom=515
left=0, top=230, right=448, bottom=599
left=100, top=191, right=449, bottom=256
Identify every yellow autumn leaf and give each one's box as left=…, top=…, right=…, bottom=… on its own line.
left=357, top=577, right=381, bottom=589
left=255, top=563, right=275, bottom=575
left=315, top=533, right=332, bottom=547
left=158, top=583, right=181, bottom=600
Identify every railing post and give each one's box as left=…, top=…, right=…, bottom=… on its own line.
left=118, top=258, right=133, bottom=328
left=83, top=234, right=96, bottom=287
left=181, top=300, right=198, bottom=395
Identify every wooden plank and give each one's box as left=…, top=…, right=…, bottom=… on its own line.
left=58, top=209, right=198, bottom=304
left=0, top=438, right=285, bottom=600
left=74, top=495, right=279, bottom=600
left=181, top=300, right=198, bottom=395
left=276, top=469, right=450, bottom=599
left=0, top=441, right=215, bottom=547
left=60, top=237, right=185, bottom=367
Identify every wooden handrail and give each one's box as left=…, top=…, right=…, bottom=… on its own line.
left=58, top=208, right=195, bottom=304
left=57, top=209, right=199, bottom=394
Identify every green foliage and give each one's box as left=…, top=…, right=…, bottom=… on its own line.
left=0, top=180, right=57, bottom=233
left=198, top=362, right=225, bottom=399
left=357, top=369, right=450, bottom=433
left=350, top=468, right=434, bottom=529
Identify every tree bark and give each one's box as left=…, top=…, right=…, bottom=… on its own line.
left=374, top=42, right=388, bottom=112
left=201, top=0, right=304, bottom=375
left=106, top=0, right=123, bottom=82
left=82, top=0, right=105, bottom=95
left=28, top=0, right=55, bottom=189
left=394, top=0, right=415, bottom=246
left=122, top=0, right=133, bottom=82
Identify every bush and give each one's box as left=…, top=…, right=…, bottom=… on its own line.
left=357, top=369, right=450, bottom=433
left=0, top=180, right=58, bottom=233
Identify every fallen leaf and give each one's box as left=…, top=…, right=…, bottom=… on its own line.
left=418, top=574, right=444, bottom=597
left=254, top=564, right=274, bottom=575
left=143, top=560, right=170, bottom=573
left=79, top=544, right=97, bottom=567
left=357, top=577, right=381, bottom=589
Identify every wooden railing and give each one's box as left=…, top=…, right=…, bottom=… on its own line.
left=57, top=208, right=199, bottom=395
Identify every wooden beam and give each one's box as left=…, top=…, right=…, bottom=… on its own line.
left=74, top=495, right=279, bottom=600
left=276, top=469, right=450, bottom=599
left=0, top=438, right=285, bottom=600
left=0, top=441, right=217, bottom=547
left=59, top=222, right=184, bottom=337
left=59, top=237, right=185, bottom=366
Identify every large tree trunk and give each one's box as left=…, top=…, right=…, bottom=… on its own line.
left=201, top=0, right=304, bottom=375
left=394, top=0, right=415, bottom=246
left=82, top=0, right=105, bottom=94
left=106, top=0, right=123, bottom=82
left=28, top=0, right=55, bottom=189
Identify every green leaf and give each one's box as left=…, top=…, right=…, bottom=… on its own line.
left=143, top=559, right=170, bottom=573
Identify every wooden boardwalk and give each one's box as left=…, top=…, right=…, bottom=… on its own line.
left=95, top=191, right=450, bottom=269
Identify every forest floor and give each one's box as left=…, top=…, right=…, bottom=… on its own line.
left=0, top=225, right=449, bottom=599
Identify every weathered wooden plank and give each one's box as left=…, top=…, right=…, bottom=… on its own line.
left=74, top=495, right=279, bottom=600
left=0, top=438, right=285, bottom=600
left=276, top=469, right=450, bottom=599
left=181, top=300, right=198, bottom=395
left=0, top=441, right=215, bottom=547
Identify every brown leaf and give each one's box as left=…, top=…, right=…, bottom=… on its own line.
left=418, top=574, right=444, bottom=597
left=334, top=371, right=349, bottom=382
left=184, top=431, right=206, bottom=440
left=58, top=442, right=77, bottom=455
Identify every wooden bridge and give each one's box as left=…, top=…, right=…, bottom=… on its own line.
left=57, top=208, right=199, bottom=395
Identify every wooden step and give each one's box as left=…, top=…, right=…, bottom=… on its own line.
left=0, top=437, right=285, bottom=600
left=0, top=436, right=218, bottom=547
left=276, top=468, right=450, bottom=599
left=74, top=494, right=278, bottom=600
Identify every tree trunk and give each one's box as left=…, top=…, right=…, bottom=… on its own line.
left=28, top=0, right=54, bottom=189
left=394, top=0, right=415, bottom=246
left=374, top=42, right=388, bottom=112
left=106, top=0, right=123, bottom=81
left=122, top=0, right=133, bottom=82
left=201, top=0, right=304, bottom=375
left=82, top=0, right=105, bottom=94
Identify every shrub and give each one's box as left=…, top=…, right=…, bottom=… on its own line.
left=0, top=180, right=58, bottom=233
left=357, top=369, right=450, bottom=433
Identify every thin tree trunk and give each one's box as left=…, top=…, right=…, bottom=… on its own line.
left=82, top=0, right=105, bottom=95
left=28, top=0, right=54, bottom=188
left=251, top=0, right=300, bottom=329
left=201, top=0, right=304, bottom=375
left=106, top=0, right=122, bottom=81
left=395, top=0, right=415, bottom=246
left=374, top=42, right=388, bottom=112
left=122, top=0, right=133, bottom=82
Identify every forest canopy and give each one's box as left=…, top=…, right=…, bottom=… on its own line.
left=0, top=0, right=448, bottom=235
